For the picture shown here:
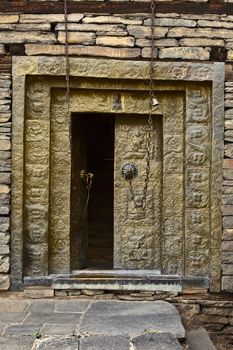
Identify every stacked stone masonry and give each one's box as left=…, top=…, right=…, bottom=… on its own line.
left=0, top=8, right=233, bottom=291
left=0, top=73, right=11, bottom=291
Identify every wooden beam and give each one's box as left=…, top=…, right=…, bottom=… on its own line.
left=1, top=1, right=233, bottom=15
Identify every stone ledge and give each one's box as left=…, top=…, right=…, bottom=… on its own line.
left=25, top=44, right=141, bottom=58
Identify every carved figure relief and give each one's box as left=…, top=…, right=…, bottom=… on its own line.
left=187, top=88, right=210, bottom=123
left=185, top=86, right=211, bottom=276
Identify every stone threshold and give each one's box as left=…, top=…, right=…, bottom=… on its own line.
left=23, top=273, right=209, bottom=293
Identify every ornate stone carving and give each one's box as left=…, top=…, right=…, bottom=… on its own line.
left=49, top=93, right=71, bottom=274
left=185, top=86, right=211, bottom=277
left=122, top=228, right=155, bottom=269
left=162, top=94, right=184, bottom=275
left=11, top=58, right=224, bottom=292
left=114, top=115, right=162, bottom=269
left=187, top=88, right=210, bottom=123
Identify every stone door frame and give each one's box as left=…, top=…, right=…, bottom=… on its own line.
left=11, top=57, right=224, bottom=291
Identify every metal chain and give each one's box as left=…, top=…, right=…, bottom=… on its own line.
left=128, top=0, right=156, bottom=208
left=64, top=0, right=71, bottom=142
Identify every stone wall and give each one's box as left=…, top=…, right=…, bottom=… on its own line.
left=0, top=73, right=11, bottom=290
left=0, top=8, right=233, bottom=291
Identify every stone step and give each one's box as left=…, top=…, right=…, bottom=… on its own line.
left=34, top=334, right=183, bottom=350
left=187, top=328, right=217, bottom=350
left=24, top=274, right=209, bottom=293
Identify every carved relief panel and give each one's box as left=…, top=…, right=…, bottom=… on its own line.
left=114, top=115, right=162, bottom=269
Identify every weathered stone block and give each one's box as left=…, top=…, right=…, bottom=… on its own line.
left=226, top=109, right=233, bottom=119
left=180, top=38, right=225, bottom=47
left=136, top=38, right=178, bottom=47
left=225, top=120, right=233, bottom=129
left=222, top=264, right=233, bottom=275
left=201, top=315, right=228, bottom=324
left=0, top=81, right=10, bottom=89
left=0, top=114, right=11, bottom=123
left=223, top=187, right=233, bottom=195
left=0, top=217, right=9, bottom=232
left=0, top=173, right=10, bottom=185
left=222, top=241, right=233, bottom=253
left=144, top=18, right=196, bottom=27
left=223, top=217, right=233, bottom=229
left=96, top=36, right=135, bottom=47
left=168, top=27, right=233, bottom=39
left=0, top=23, right=51, bottom=31
left=25, top=44, right=140, bottom=58
left=224, top=159, right=233, bottom=169
left=0, top=32, right=56, bottom=44
left=222, top=325, right=233, bottom=334
left=223, top=228, right=233, bottom=240
left=198, top=19, right=233, bottom=29
left=222, top=207, right=233, bottom=216
left=58, top=31, right=95, bottom=45
left=34, top=336, right=79, bottom=350
left=202, top=306, right=233, bottom=316
left=222, top=252, right=233, bottom=264
left=55, top=23, right=126, bottom=35
left=141, top=47, right=158, bottom=58
left=225, top=130, right=233, bottom=142
left=0, top=275, right=10, bottom=290
left=0, top=232, right=10, bottom=245
left=224, top=169, right=233, bottom=180
left=181, top=14, right=218, bottom=20
left=131, top=333, right=182, bottom=350
left=83, top=16, right=142, bottom=25
left=0, top=15, right=19, bottom=24
left=0, top=151, right=11, bottom=161
left=205, top=323, right=224, bottom=331
left=0, top=256, right=9, bottom=273
left=0, top=207, right=9, bottom=215
left=127, top=25, right=168, bottom=39
left=0, top=185, right=10, bottom=194
left=225, top=93, right=233, bottom=100
left=223, top=180, right=233, bottom=187
left=0, top=245, right=9, bottom=255
left=23, top=288, right=54, bottom=298
left=159, top=47, right=210, bottom=60
left=0, top=45, right=6, bottom=55
left=225, top=100, right=233, bottom=108
left=20, top=14, right=84, bottom=23
left=222, top=276, right=233, bottom=292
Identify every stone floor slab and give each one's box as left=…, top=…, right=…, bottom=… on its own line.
left=0, top=335, right=35, bottom=350
left=79, top=301, right=185, bottom=338
left=26, top=300, right=56, bottom=313
left=34, top=336, right=79, bottom=350
left=0, top=312, right=27, bottom=324
left=40, top=324, right=76, bottom=336
left=80, top=335, right=130, bottom=350
left=55, top=300, right=89, bottom=313
left=24, top=312, right=82, bottom=325
left=3, top=323, right=42, bottom=336
left=131, top=333, right=183, bottom=350
left=0, top=299, right=28, bottom=313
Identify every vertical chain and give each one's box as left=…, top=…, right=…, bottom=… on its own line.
left=64, top=0, right=71, bottom=145
left=128, top=0, right=156, bottom=208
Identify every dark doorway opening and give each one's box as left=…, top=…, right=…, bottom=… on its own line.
left=71, top=114, right=114, bottom=270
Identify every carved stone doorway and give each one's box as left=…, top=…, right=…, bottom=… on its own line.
left=11, top=57, right=224, bottom=292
